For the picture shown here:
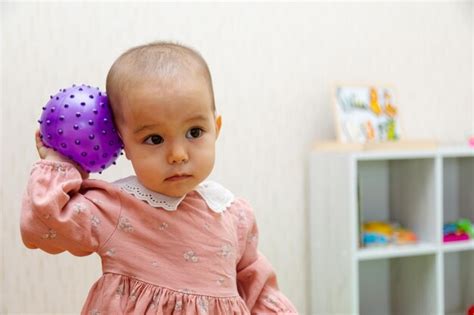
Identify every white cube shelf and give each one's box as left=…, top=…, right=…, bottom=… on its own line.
left=309, top=146, right=474, bottom=315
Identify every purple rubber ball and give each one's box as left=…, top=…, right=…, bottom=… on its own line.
left=38, top=84, right=123, bottom=173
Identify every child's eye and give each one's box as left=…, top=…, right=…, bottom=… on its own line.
left=186, top=128, right=203, bottom=139
left=144, top=134, right=164, bottom=145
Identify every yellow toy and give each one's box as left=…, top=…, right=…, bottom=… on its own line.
left=369, top=87, right=383, bottom=116
left=363, top=221, right=393, bottom=236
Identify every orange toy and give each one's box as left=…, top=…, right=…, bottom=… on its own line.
left=383, top=90, right=397, bottom=117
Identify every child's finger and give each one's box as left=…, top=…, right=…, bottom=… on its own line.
left=35, top=129, right=46, bottom=148
left=35, top=129, right=41, bottom=144
left=35, top=129, right=45, bottom=156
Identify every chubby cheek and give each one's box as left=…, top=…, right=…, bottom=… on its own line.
left=130, top=152, right=166, bottom=182
left=194, top=143, right=216, bottom=176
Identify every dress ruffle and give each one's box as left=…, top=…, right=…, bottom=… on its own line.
left=82, top=273, right=251, bottom=314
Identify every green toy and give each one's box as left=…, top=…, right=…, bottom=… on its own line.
left=457, top=219, right=474, bottom=238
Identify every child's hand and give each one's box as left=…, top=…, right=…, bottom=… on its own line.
left=35, top=130, right=89, bottom=179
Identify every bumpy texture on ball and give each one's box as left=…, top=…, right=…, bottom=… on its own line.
left=38, top=84, right=123, bottom=173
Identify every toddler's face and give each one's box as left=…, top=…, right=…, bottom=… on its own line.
left=117, top=76, right=221, bottom=197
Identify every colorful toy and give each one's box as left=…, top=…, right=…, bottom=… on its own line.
left=392, top=227, right=417, bottom=245
left=468, top=304, right=474, bottom=315
left=362, top=232, right=390, bottom=246
left=363, top=221, right=393, bottom=236
left=443, top=219, right=474, bottom=243
left=457, top=219, right=474, bottom=238
left=443, top=222, right=458, bottom=235
left=362, top=221, right=417, bottom=247
left=443, top=233, right=469, bottom=242
left=38, top=84, right=123, bottom=173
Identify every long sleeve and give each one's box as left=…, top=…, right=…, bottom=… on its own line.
left=20, top=160, right=122, bottom=256
left=236, top=200, right=298, bottom=314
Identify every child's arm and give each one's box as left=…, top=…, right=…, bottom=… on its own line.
left=236, top=200, right=298, bottom=314
left=20, top=131, right=121, bottom=256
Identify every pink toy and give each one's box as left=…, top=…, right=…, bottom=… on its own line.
left=469, top=136, right=474, bottom=148
left=38, top=84, right=123, bottom=173
left=443, top=233, right=469, bottom=242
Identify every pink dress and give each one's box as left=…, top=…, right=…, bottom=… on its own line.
left=21, top=160, right=297, bottom=314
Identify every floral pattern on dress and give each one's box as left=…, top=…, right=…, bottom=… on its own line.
left=73, top=202, right=87, bottom=214
left=215, top=273, right=232, bottom=287
left=263, top=294, right=287, bottom=312
left=217, top=244, right=233, bottom=259
left=91, top=215, right=101, bottom=228
left=130, top=287, right=138, bottom=301
left=198, top=296, right=209, bottom=313
left=53, top=163, right=67, bottom=173
left=118, top=216, right=134, bottom=232
left=237, top=208, right=248, bottom=240
left=216, top=277, right=225, bottom=287
left=238, top=209, right=247, bottom=225
left=158, top=222, right=168, bottom=231
left=183, top=250, right=199, bottom=263
left=151, top=291, right=160, bottom=308
left=247, top=233, right=258, bottom=244
left=105, top=248, right=116, bottom=257
left=115, top=283, right=124, bottom=296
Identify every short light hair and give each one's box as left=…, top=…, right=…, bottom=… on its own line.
left=106, top=41, right=215, bottom=122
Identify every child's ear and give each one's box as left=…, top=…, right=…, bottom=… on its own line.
left=215, top=115, right=222, bottom=138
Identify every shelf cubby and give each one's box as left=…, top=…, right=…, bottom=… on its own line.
left=357, top=158, right=437, bottom=248
left=359, top=255, right=438, bottom=315
left=442, top=155, right=474, bottom=232
left=444, top=251, right=474, bottom=315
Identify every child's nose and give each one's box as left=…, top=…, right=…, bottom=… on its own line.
left=167, top=143, right=189, bottom=164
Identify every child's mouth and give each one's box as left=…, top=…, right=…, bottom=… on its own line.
left=165, top=174, right=192, bottom=181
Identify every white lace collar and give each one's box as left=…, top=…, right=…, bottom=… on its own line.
left=113, top=176, right=234, bottom=213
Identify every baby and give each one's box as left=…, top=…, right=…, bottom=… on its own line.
left=21, top=42, right=297, bottom=314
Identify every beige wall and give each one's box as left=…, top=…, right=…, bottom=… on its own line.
left=2, top=2, right=472, bottom=314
